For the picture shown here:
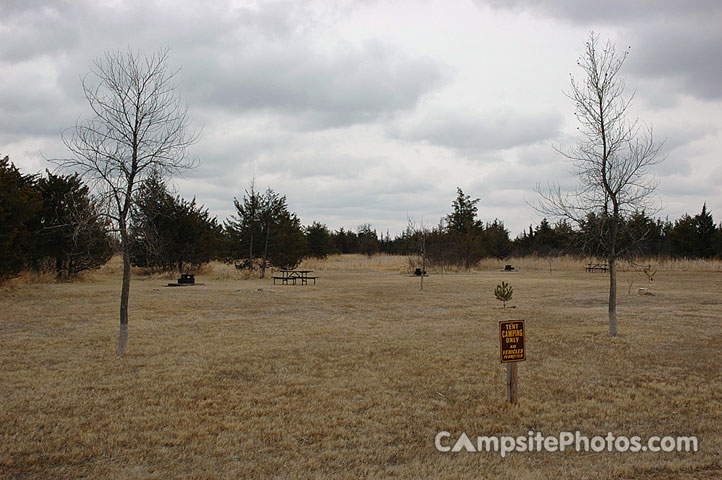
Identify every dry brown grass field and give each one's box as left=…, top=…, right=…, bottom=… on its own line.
left=1, top=255, right=721, bottom=479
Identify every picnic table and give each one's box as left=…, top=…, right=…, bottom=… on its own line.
left=586, top=263, right=608, bottom=272
left=273, top=269, right=317, bottom=285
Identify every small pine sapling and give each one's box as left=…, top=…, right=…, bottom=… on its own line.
left=494, top=281, right=513, bottom=308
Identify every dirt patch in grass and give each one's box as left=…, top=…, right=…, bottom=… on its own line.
left=1, top=258, right=720, bottom=478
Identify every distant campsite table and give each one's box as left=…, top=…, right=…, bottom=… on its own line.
left=586, top=263, right=608, bottom=272
left=273, top=270, right=317, bottom=285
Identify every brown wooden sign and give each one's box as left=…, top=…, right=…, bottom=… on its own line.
left=499, top=320, right=525, bottom=362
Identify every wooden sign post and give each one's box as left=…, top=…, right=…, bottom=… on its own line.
left=499, top=320, right=525, bottom=405
left=507, top=362, right=518, bottom=405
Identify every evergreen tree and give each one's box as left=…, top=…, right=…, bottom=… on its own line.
left=130, top=173, right=176, bottom=270
left=257, top=188, right=286, bottom=278
left=552, top=219, right=577, bottom=254
left=226, top=186, right=306, bottom=273
left=305, top=222, right=333, bottom=258
left=131, top=174, right=222, bottom=272
left=446, top=187, right=484, bottom=269
left=494, top=281, right=513, bottom=308
left=226, top=182, right=264, bottom=268
left=270, top=209, right=306, bottom=269
left=332, top=228, right=360, bottom=254
left=665, top=205, right=717, bottom=259
left=423, top=224, right=450, bottom=268
left=33, top=171, right=113, bottom=278
left=713, top=223, right=722, bottom=259
left=622, top=210, right=667, bottom=257
left=513, top=219, right=577, bottom=256
left=695, top=203, right=716, bottom=258
left=533, top=218, right=556, bottom=255
left=167, top=196, right=223, bottom=273
left=512, top=225, right=535, bottom=256
left=447, top=187, right=480, bottom=233
left=0, top=155, right=41, bottom=282
left=357, top=224, right=380, bottom=257
left=481, top=219, right=511, bottom=259
left=668, top=214, right=698, bottom=258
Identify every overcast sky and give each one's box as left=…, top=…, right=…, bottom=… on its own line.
left=2, top=0, right=721, bottom=237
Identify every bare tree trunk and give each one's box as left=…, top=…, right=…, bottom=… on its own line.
left=117, top=321, right=129, bottom=356
left=607, top=206, right=620, bottom=337
left=608, top=256, right=617, bottom=336
left=420, top=232, right=426, bottom=291
left=117, top=226, right=130, bottom=355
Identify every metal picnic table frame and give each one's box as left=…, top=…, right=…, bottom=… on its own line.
left=272, top=269, right=317, bottom=285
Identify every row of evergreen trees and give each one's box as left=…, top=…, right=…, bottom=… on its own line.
left=1, top=156, right=113, bottom=282
left=3, top=155, right=722, bottom=283
left=305, top=189, right=722, bottom=264
left=513, top=206, right=722, bottom=259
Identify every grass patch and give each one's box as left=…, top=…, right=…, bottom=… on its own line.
left=1, top=256, right=720, bottom=478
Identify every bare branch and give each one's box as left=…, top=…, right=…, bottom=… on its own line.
left=540, top=33, right=663, bottom=227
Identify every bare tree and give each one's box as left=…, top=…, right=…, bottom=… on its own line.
left=538, top=33, right=663, bottom=336
left=58, top=48, right=199, bottom=355
left=406, top=216, right=429, bottom=291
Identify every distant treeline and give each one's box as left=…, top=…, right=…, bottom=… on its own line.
left=2, top=155, right=721, bottom=282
